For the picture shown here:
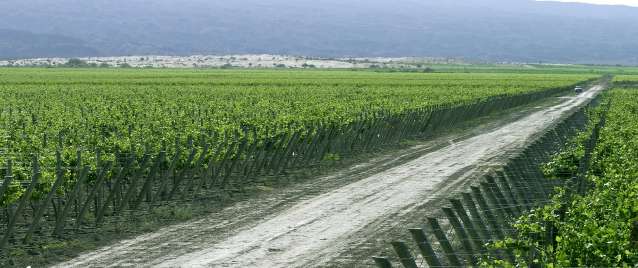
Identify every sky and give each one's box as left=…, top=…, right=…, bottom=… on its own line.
left=542, top=0, right=638, bottom=6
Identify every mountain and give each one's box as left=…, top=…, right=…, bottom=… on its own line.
left=1, top=0, right=637, bottom=64
left=0, top=29, right=99, bottom=59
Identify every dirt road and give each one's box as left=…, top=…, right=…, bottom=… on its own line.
left=55, top=86, right=603, bottom=268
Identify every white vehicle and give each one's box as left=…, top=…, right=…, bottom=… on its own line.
left=574, top=86, right=583, bottom=93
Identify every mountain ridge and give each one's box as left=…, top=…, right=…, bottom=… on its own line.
left=1, top=0, right=637, bottom=64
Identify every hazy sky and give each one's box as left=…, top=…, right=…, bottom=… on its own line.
left=544, top=0, right=638, bottom=6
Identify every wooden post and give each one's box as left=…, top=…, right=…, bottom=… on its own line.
left=442, top=207, right=477, bottom=264
left=77, top=161, right=113, bottom=228
left=495, top=172, right=525, bottom=215
left=274, top=131, right=300, bottom=175
left=222, top=136, right=247, bottom=188
left=1, top=155, right=40, bottom=249
left=372, top=256, right=393, bottom=268
left=471, top=186, right=505, bottom=239
left=427, top=217, right=463, bottom=267
left=149, top=150, right=167, bottom=203
left=55, top=166, right=89, bottom=236
left=180, top=143, right=210, bottom=199
left=461, top=193, right=493, bottom=242
left=479, top=183, right=510, bottom=231
left=24, top=152, right=66, bottom=243
left=169, top=145, right=196, bottom=198
left=485, top=177, right=517, bottom=217
left=118, top=153, right=151, bottom=212
left=134, top=155, right=162, bottom=208
left=0, top=160, right=14, bottom=208
left=96, top=165, right=126, bottom=226
left=155, top=148, right=179, bottom=201
left=267, top=132, right=290, bottom=174
left=450, top=199, right=486, bottom=252
left=503, top=169, right=534, bottom=210
left=408, top=228, right=442, bottom=267
left=391, top=241, right=418, bottom=268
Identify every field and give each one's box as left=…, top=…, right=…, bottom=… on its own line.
left=374, top=76, right=638, bottom=267
left=0, top=68, right=609, bottom=266
left=0, top=69, right=595, bottom=189
left=527, top=87, right=638, bottom=266
left=478, top=84, right=638, bottom=266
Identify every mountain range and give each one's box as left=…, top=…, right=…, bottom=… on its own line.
left=1, top=0, right=637, bottom=64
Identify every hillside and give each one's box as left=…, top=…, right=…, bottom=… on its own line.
left=1, top=0, right=637, bottom=64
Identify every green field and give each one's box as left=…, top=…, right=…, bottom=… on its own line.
left=480, top=84, right=638, bottom=267
left=420, top=63, right=638, bottom=75
left=368, top=75, right=638, bottom=268
left=0, top=68, right=603, bottom=265
left=0, top=69, right=595, bottom=185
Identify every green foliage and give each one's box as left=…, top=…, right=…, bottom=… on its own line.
left=0, top=68, right=595, bottom=206
left=611, top=75, right=638, bottom=88
left=323, top=153, right=341, bottom=161
left=490, top=89, right=638, bottom=267
left=541, top=108, right=605, bottom=180
left=63, top=58, right=91, bottom=68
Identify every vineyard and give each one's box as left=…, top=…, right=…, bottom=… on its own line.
left=0, top=68, right=600, bottom=266
left=376, top=77, right=638, bottom=267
